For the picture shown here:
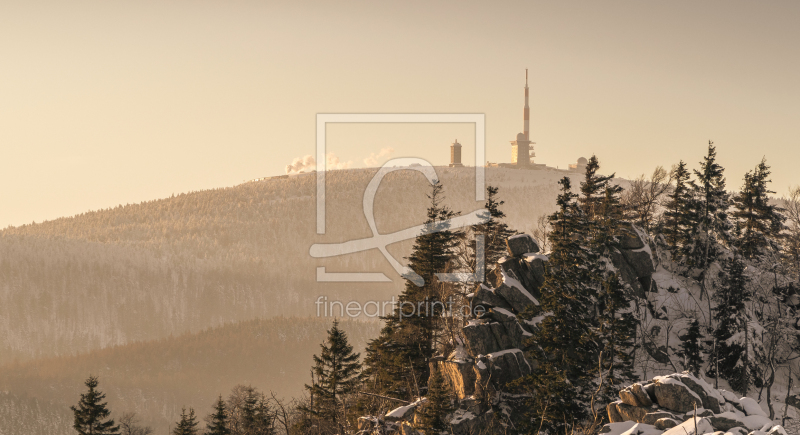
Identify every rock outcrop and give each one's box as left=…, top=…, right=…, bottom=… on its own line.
left=602, top=371, right=784, bottom=435
left=356, top=226, right=787, bottom=435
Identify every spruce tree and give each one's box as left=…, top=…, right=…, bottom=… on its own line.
left=71, top=375, right=120, bottom=435
left=685, top=142, right=731, bottom=270
left=597, top=273, right=638, bottom=403
left=679, top=319, right=704, bottom=377
left=418, top=368, right=453, bottom=433
left=364, top=181, right=459, bottom=400
left=662, top=161, right=694, bottom=250
left=709, top=254, right=759, bottom=395
left=593, top=178, right=637, bottom=407
left=732, top=158, right=786, bottom=260
left=304, top=319, right=362, bottom=432
left=580, top=155, right=616, bottom=220
left=512, top=177, right=600, bottom=434
left=206, top=396, right=230, bottom=435
left=473, top=185, right=517, bottom=269
left=172, top=408, right=199, bottom=435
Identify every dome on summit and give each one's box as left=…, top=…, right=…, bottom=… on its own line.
left=577, top=157, right=588, bottom=165
left=516, top=132, right=526, bottom=141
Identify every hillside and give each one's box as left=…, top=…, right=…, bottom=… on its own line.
left=0, top=166, right=592, bottom=364
left=0, top=316, right=380, bottom=435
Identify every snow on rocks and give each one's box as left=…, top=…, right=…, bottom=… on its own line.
left=384, top=397, right=426, bottom=422
left=602, top=371, right=787, bottom=435
left=653, top=375, right=703, bottom=413
left=737, top=397, right=768, bottom=418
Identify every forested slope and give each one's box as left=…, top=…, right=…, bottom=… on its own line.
left=0, top=316, right=379, bottom=435
left=0, top=167, right=579, bottom=364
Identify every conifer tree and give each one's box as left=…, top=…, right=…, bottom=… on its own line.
left=679, top=318, right=704, bottom=377
left=418, top=368, right=453, bottom=433
left=685, top=142, right=731, bottom=270
left=580, top=155, right=616, bottom=220
left=172, top=408, right=199, bottom=435
left=304, top=319, right=362, bottom=432
left=709, top=254, right=761, bottom=395
left=512, top=177, right=600, bottom=434
left=206, top=396, right=230, bottom=435
left=473, top=185, right=517, bottom=268
left=662, top=161, right=694, bottom=250
left=732, top=158, right=786, bottom=260
left=71, top=375, right=120, bottom=435
left=597, top=273, right=638, bottom=403
left=364, top=181, right=459, bottom=400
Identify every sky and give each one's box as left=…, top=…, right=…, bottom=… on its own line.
left=1, top=0, right=799, bottom=228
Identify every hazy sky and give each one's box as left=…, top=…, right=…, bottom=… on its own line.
left=2, top=1, right=799, bottom=227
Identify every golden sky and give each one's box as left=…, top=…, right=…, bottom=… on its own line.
left=1, top=0, right=799, bottom=227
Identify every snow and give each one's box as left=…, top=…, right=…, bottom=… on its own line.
left=600, top=421, right=637, bottom=435
left=493, top=307, right=516, bottom=319
left=600, top=422, right=661, bottom=435
left=448, top=344, right=470, bottom=363
left=524, top=312, right=551, bottom=327
left=486, top=348, right=523, bottom=359
left=501, top=271, right=540, bottom=305
left=449, top=409, right=476, bottom=425
left=466, top=319, right=487, bottom=327
left=523, top=253, right=549, bottom=262
left=719, top=389, right=739, bottom=403
left=661, top=417, right=714, bottom=435
left=712, top=412, right=772, bottom=431
left=737, top=397, right=767, bottom=417
left=619, top=423, right=662, bottom=435
left=385, top=397, right=427, bottom=420
left=677, top=372, right=724, bottom=404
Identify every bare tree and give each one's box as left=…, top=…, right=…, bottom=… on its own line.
left=621, top=166, right=671, bottom=231
left=531, top=214, right=551, bottom=253
left=118, top=412, right=153, bottom=435
left=783, top=186, right=800, bottom=278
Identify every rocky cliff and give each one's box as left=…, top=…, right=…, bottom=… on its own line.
left=356, top=224, right=795, bottom=435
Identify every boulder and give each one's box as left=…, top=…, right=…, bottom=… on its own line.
left=615, top=402, right=650, bottom=423
left=498, top=259, right=545, bottom=302
left=619, top=224, right=646, bottom=249
left=620, top=383, right=654, bottom=407
left=494, top=282, right=539, bottom=315
left=708, top=414, right=749, bottom=432
left=470, top=285, right=512, bottom=311
left=463, top=322, right=502, bottom=356
left=642, top=411, right=678, bottom=425
left=631, top=383, right=654, bottom=407
left=436, top=359, right=476, bottom=400
left=643, top=383, right=657, bottom=403
left=608, top=401, right=624, bottom=423
left=654, top=418, right=679, bottom=430
left=488, top=321, right=520, bottom=350
left=682, top=408, right=714, bottom=419
left=653, top=376, right=703, bottom=413
left=609, top=250, right=646, bottom=297
left=506, top=234, right=539, bottom=257
left=474, top=349, right=532, bottom=391
left=668, top=373, right=721, bottom=414
left=738, top=397, right=767, bottom=417
left=621, top=248, right=655, bottom=279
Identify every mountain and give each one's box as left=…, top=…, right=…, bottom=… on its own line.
left=0, top=316, right=379, bottom=435
left=0, top=166, right=588, bottom=365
